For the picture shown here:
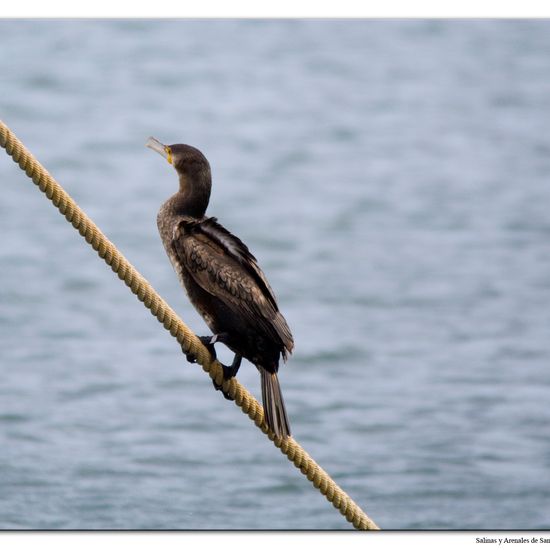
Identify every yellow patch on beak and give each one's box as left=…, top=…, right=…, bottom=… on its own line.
left=165, top=146, right=173, bottom=165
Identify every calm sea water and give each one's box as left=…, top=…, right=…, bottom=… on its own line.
left=1, top=19, right=550, bottom=530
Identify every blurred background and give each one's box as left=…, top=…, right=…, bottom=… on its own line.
left=1, top=19, right=550, bottom=529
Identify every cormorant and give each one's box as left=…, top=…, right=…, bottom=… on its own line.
left=146, top=137, right=294, bottom=439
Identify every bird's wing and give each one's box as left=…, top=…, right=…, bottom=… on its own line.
left=200, top=217, right=282, bottom=307
left=171, top=217, right=294, bottom=354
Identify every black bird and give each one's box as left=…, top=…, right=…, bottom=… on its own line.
left=147, top=137, right=294, bottom=438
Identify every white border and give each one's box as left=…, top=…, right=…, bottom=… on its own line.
left=1, top=532, right=548, bottom=550
left=1, top=0, right=550, bottom=18
left=1, top=6, right=547, bottom=546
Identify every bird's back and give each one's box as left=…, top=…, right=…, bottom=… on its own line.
left=163, top=213, right=293, bottom=368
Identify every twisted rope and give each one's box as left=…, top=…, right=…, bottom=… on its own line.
left=0, top=120, right=379, bottom=531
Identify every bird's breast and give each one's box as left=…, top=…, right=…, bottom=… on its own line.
left=157, top=207, right=218, bottom=333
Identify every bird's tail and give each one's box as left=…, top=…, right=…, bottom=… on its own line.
left=260, top=368, right=291, bottom=439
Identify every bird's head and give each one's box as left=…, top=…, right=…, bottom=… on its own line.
left=146, top=137, right=212, bottom=216
left=146, top=137, right=211, bottom=183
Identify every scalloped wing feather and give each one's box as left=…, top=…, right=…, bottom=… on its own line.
left=172, top=218, right=293, bottom=356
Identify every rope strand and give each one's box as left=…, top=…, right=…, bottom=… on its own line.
left=0, top=120, right=379, bottom=530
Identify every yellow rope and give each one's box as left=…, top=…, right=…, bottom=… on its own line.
left=0, top=119, right=379, bottom=531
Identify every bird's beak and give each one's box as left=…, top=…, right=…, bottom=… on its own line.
left=146, top=136, right=173, bottom=165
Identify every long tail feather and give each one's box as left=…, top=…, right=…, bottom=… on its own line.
left=260, top=368, right=291, bottom=439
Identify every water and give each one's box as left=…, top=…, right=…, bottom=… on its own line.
left=1, top=19, right=550, bottom=530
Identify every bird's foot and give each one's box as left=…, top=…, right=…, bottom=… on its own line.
left=212, top=353, right=242, bottom=401
left=182, top=334, right=241, bottom=401
left=183, top=335, right=217, bottom=364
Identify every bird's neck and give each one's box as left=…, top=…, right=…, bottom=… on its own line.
left=173, top=174, right=211, bottom=218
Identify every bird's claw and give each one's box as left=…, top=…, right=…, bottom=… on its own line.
left=182, top=335, right=240, bottom=401
left=212, top=377, right=235, bottom=401
left=212, top=353, right=242, bottom=401
left=183, top=335, right=217, bottom=364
